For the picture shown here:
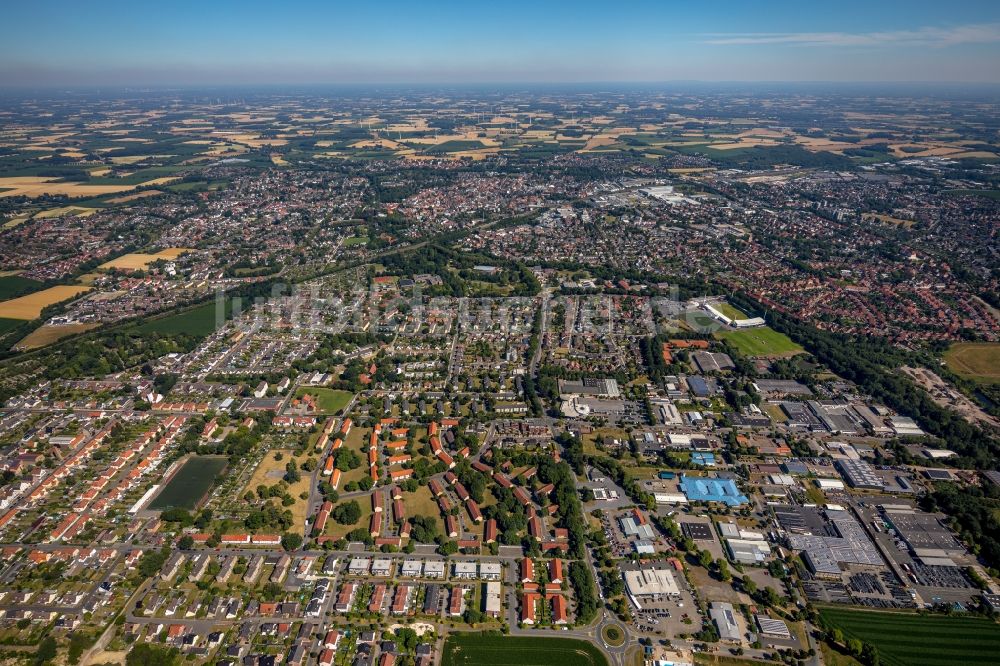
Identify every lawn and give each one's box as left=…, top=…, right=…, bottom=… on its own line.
left=944, top=342, right=1000, bottom=384
left=818, top=607, right=1000, bottom=666
left=150, top=456, right=228, bottom=510
left=403, top=484, right=439, bottom=521
left=295, top=387, right=353, bottom=414
left=716, top=326, right=803, bottom=357
left=442, top=634, right=609, bottom=666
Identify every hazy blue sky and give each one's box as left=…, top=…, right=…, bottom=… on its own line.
left=2, top=0, right=999, bottom=86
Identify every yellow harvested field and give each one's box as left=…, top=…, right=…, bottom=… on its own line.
left=711, top=139, right=781, bottom=150
left=451, top=148, right=500, bottom=160
left=105, top=190, right=163, bottom=204
left=99, top=247, right=193, bottom=271
left=0, top=177, right=133, bottom=199
left=109, top=155, right=153, bottom=165
left=34, top=206, right=97, bottom=219
left=270, top=153, right=289, bottom=165
left=210, top=131, right=287, bottom=147
left=581, top=135, right=619, bottom=151
left=89, top=168, right=111, bottom=177
left=14, top=322, right=99, bottom=350
left=350, top=138, right=402, bottom=149
left=669, top=167, right=714, bottom=174
left=385, top=118, right=431, bottom=132
left=0, top=285, right=92, bottom=320
left=2, top=215, right=30, bottom=230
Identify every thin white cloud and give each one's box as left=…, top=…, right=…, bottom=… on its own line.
left=704, top=23, right=1000, bottom=48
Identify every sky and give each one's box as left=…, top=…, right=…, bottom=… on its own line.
left=1, top=0, right=1000, bottom=86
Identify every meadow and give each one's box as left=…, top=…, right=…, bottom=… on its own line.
left=716, top=326, right=804, bottom=357
left=149, top=456, right=228, bottom=510
left=295, top=387, right=353, bottom=414
left=441, top=634, right=609, bottom=666
left=817, top=607, right=1000, bottom=666
left=945, top=342, right=1000, bottom=383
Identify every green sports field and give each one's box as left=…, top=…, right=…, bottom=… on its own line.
left=818, top=607, right=1000, bottom=666
left=713, top=301, right=748, bottom=320
left=716, top=326, right=803, bottom=357
left=442, top=634, right=609, bottom=666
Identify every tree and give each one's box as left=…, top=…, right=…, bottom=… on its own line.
left=281, top=532, right=303, bottom=551
left=35, top=637, right=57, bottom=665
left=126, top=644, right=179, bottom=666
left=177, top=535, right=194, bottom=550
left=333, top=500, right=362, bottom=525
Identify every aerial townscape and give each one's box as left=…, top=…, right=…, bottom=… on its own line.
left=0, top=2, right=999, bottom=666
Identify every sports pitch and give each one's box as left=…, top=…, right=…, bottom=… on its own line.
left=716, top=326, right=803, bottom=357
left=442, top=634, right=609, bottom=666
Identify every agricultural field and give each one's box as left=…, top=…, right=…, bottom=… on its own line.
left=149, top=456, right=228, bottom=511
left=13, top=322, right=99, bottom=350
left=136, top=302, right=221, bottom=336
left=99, top=247, right=193, bottom=271
left=716, top=326, right=804, bottom=357
left=441, top=634, right=609, bottom=666
left=0, top=285, right=92, bottom=320
left=0, top=176, right=135, bottom=198
left=32, top=205, right=97, bottom=219
left=945, top=342, right=1000, bottom=383
left=0, top=274, right=41, bottom=299
left=295, top=387, right=353, bottom=414
left=818, top=607, right=1000, bottom=666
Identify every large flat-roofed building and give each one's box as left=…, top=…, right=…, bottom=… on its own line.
left=726, top=538, right=771, bottom=564
left=710, top=602, right=742, bottom=642
left=755, top=615, right=791, bottom=640
left=679, top=475, right=748, bottom=506
left=623, top=564, right=680, bottom=608
left=786, top=509, right=883, bottom=576
left=836, top=459, right=884, bottom=490
left=883, top=507, right=965, bottom=564
left=619, top=515, right=655, bottom=540
left=558, top=377, right=620, bottom=398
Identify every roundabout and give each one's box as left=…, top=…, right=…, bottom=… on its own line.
left=601, top=624, right=626, bottom=648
